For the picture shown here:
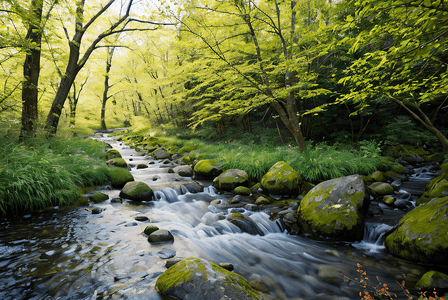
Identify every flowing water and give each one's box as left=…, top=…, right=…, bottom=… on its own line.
left=0, top=133, right=444, bottom=300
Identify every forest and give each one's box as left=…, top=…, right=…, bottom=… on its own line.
left=0, top=0, right=446, bottom=148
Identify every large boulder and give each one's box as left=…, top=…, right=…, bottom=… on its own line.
left=261, top=161, right=301, bottom=196
left=194, top=160, right=222, bottom=178
left=417, top=173, right=448, bottom=205
left=384, top=196, right=448, bottom=266
left=155, top=257, right=275, bottom=300
left=297, top=175, right=369, bottom=241
left=119, top=181, right=153, bottom=201
left=100, top=148, right=122, bottom=160
left=213, top=169, right=249, bottom=191
left=109, top=167, right=134, bottom=188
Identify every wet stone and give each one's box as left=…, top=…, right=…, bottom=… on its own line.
left=148, top=229, right=174, bottom=243
left=219, top=262, right=234, bottom=271
left=110, top=198, right=122, bottom=203
left=92, top=207, right=102, bottom=214
left=133, top=215, right=149, bottom=221
left=157, top=249, right=176, bottom=259
left=165, top=259, right=181, bottom=269
left=124, top=222, right=138, bottom=227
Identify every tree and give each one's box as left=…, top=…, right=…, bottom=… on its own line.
left=163, top=0, right=332, bottom=151
left=100, top=46, right=119, bottom=130
left=44, top=0, right=175, bottom=136
left=337, top=0, right=448, bottom=150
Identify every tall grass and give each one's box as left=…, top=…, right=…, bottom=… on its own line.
left=193, top=140, right=385, bottom=182
left=0, top=137, right=110, bottom=215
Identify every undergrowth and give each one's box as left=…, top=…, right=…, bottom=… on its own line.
left=0, top=136, right=111, bottom=215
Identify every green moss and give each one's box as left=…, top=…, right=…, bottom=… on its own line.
left=143, top=226, right=159, bottom=235
left=178, top=143, right=198, bottom=156
left=415, top=271, right=448, bottom=290
left=385, top=196, right=448, bottom=264
left=74, top=196, right=88, bottom=206
left=180, top=156, right=191, bottom=165
left=417, top=174, right=448, bottom=205
left=89, top=192, right=109, bottom=203
left=371, top=171, right=386, bottom=182
left=233, top=186, right=251, bottom=195
left=260, top=161, right=302, bottom=195
left=106, top=158, right=127, bottom=168
left=231, top=212, right=245, bottom=220
left=99, top=149, right=122, bottom=160
left=426, top=153, right=446, bottom=162
left=109, top=167, right=134, bottom=188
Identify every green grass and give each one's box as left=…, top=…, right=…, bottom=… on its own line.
left=0, top=136, right=111, bottom=215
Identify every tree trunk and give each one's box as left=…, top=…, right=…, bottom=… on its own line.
left=100, top=47, right=115, bottom=130
left=19, top=0, right=44, bottom=142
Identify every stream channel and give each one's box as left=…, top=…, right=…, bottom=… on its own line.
left=0, top=132, right=446, bottom=300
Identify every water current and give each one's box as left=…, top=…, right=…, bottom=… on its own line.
left=0, top=133, right=444, bottom=300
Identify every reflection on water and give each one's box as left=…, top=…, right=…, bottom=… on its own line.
left=0, top=134, right=435, bottom=300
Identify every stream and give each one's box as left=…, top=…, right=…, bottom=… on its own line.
left=0, top=132, right=445, bottom=300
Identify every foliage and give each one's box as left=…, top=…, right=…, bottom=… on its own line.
left=0, top=136, right=110, bottom=215
left=383, top=116, right=438, bottom=147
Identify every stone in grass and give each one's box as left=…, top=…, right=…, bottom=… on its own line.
left=155, top=257, right=276, bottom=300
left=100, top=149, right=122, bottom=160
left=261, top=161, right=301, bottom=196
left=148, top=229, right=174, bottom=243
left=89, top=192, right=109, bottom=203
left=119, top=181, right=153, bottom=201
left=144, top=226, right=159, bottom=235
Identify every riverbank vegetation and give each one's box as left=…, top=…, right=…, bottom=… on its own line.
left=0, top=130, right=110, bottom=215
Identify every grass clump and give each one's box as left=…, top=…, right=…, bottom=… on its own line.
left=0, top=136, right=111, bottom=215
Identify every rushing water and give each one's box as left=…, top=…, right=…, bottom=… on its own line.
left=0, top=133, right=444, bottom=300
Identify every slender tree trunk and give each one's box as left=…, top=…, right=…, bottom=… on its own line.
left=19, top=0, right=44, bottom=142
left=101, top=47, right=115, bottom=130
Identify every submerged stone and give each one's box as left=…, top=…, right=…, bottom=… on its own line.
left=148, top=229, right=174, bottom=243
left=155, top=257, right=275, bottom=300
left=157, top=248, right=176, bottom=259
left=89, top=192, right=109, bottom=203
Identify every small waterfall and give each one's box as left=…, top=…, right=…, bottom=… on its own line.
left=154, top=188, right=180, bottom=203
left=352, top=223, right=392, bottom=253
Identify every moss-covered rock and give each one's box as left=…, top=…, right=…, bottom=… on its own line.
left=382, top=196, right=395, bottom=206
left=415, top=271, right=448, bottom=291
left=213, top=169, right=249, bottom=191
left=369, top=182, right=394, bottom=197
left=119, top=181, right=153, bottom=201
left=178, top=143, right=198, bottom=156
left=234, top=186, right=251, bottom=196
left=384, top=196, right=448, bottom=265
left=106, top=157, right=128, bottom=169
left=297, top=175, right=369, bottom=241
left=417, top=173, right=448, bottom=205
left=261, top=161, right=301, bottom=196
left=193, top=160, right=222, bottom=178
left=74, top=196, right=88, bottom=206
left=100, top=148, right=122, bottom=160
left=109, top=167, right=134, bottom=188
left=153, top=148, right=170, bottom=159
left=155, top=257, right=275, bottom=300
left=89, top=192, right=109, bottom=203
left=426, top=153, right=446, bottom=163
left=144, top=226, right=159, bottom=235
left=371, top=171, right=386, bottom=182
left=300, top=181, right=315, bottom=196
left=255, top=196, right=271, bottom=205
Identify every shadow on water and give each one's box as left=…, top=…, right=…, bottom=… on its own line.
left=0, top=133, right=442, bottom=300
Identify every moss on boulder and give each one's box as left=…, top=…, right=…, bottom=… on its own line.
left=89, top=192, right=109, bottom=203
left=370, top=171, right=386, bottom=182
left=213, top=169, right=248, bottom=191
left=384, top=196, right=448, bottom=266
left=417, top=173, right=448, bottom=205
left=415, top=271, right=448, bottom=291
left=234, top=186, right=251, bottom=196
left=178, top=143, right=198, bottom=156
left=109, top=167, right=134, bottom=188
left=106, top=157, right=128, bottom=169
left=261, top=161, right=301, bottom=196
left=369, top=182, right=394, bottom=197
left=194, top=160, right=222, bottom=178
left=155, top=257, right=275, bottom=300
left=119, top=181, right=153, bottom=201
left=297, top=175, right=369, bottom=241
left=100, top=149, right=122, bottom=160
